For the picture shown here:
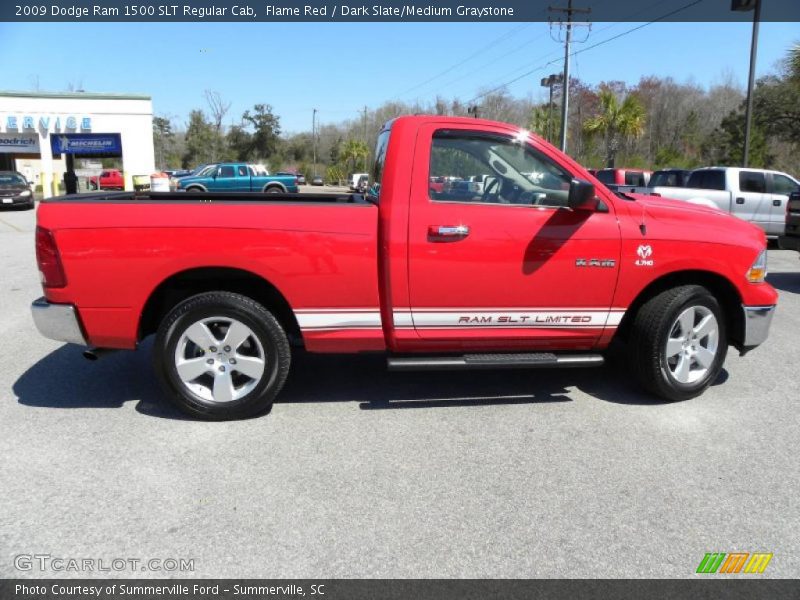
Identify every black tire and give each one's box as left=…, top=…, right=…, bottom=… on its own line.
left=154, top=291, right=291, bottom=420
left=629, top=285, right=727, bottom=402
left=265, top=186, right=283, bottom=194
left=185, top=186, right=204, bottom=193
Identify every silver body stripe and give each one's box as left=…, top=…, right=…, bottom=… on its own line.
left=296, top=308, right=625, bottom=330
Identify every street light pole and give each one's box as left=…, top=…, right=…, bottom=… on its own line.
left=312, top=108, right=317, bottom=177
left=742, top=0, right=761, bottom=167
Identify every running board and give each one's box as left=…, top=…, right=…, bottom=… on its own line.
left=387, top=353, right=604, bottom=371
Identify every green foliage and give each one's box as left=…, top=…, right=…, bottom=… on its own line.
left=340, top=139, right=369, bottom=173
left=326, top=165, right=344, bottom=185
left=583, top=89, right=646, bottom=168
left=182, top=110, right=218, bottom=168
left=528, top=104, right=560, bottom=145
left=241, top=104, right=281, bottom=161
left=702, top=108, right=772, bottom=168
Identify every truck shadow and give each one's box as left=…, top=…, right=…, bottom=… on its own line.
left=14, top=341, right=723, bottom=419
left=766, top=272, right=800, bottom=294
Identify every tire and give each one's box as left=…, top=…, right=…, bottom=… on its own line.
left=265, top=186, right=283, bottom=194
left=154, top=291, right=291, bottom=420
left=629, top=285, right=727, bottom=402
left=186, top=186, right=204, bottom=192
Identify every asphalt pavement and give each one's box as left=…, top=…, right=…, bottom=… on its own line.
left=1, top=205, right=798, bottom=578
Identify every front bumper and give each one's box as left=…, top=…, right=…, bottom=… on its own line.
left=31, top=297, right=88, bottom=345
left=0, top=194, right=33, bottom=206
left=741, top=304, right=776, bottom=349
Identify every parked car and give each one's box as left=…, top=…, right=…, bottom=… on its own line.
left=176, top=163, right=298, bottom=193
left=31, top=115, right=776, bottom=420
left=357, top=174, right=369, bottom=193
left=349, top=172, right=369, bottom=191
left=648, top=169, right=692, bottom=189
left=778, top=190, right=800, bottom=255
left=310, top=176, right=324, bottom=186
left=594, top=168, right=652, bottom=188
left=88, top=169, right=124, bottom=191
left=0, top=171, right=34, bottom=209
left=647, top=167, right=799, bottom=239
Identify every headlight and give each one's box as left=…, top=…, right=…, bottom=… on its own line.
left=746, top=249, right=767, bottom=283
left=20, top=189, right=32, bottom=198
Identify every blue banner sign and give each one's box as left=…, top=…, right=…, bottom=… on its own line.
left=51, top=133, right=121, bottom=155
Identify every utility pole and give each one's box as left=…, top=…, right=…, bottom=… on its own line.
left=312, top=108, right=317, bottom=178
left=549, top=0, right=590, bottom=154
left=361, top=106, right=368, bottom=142
left=734, top=0, right=761, bottom=167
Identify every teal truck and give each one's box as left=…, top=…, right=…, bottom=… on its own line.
left=175, top=163, right=299, bottom=193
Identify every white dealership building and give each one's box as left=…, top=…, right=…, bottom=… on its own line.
left=0, top=90, right=155, bottom=197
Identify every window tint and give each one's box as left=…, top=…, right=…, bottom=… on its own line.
left=429, top=130, right=573, bottom=207
left=688, top=170, right=725, bottom=190
left=595, top=170, right=616, bottom=184
left=739, top=171, right=766, bottom=193
left=651, top=171, right=678, bottom=187
left=369, top=127, right=391, bottom=202
left=624, top=172, right=645, bottom=186
left=237, top=165, right=249, bottom=177
left=218, top=166, right=235, bottom=178
left=773, top=174, right=798, bottom=195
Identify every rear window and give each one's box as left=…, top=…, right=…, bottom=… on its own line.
left=595, top=170, right=616, bottom=184
left=772, top=174, right=798, bottom=195
left=650, top=171, right=682, bottom=187
left=739, top=171, right=766, bottom=193
left=369, top=126, right=391, bottom=202
left=624, top=172, right=645, bottom=186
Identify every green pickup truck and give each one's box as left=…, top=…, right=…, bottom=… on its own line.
left=175, top=163, right=299, bottom=193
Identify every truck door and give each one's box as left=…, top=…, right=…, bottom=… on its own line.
left=214, top=165, right=238, bottom=191
left=768, top=173, right=800, bottom=236
left=736, top=170, right=771, bottom=233
left=406, top=124, right=621, bottom=349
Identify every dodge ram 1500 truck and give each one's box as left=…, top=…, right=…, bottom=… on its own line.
left=31, top=116, right=777, bottom=420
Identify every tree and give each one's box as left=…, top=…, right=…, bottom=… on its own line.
left=583, top=89, right=646, bottom=167
left=340, top=139, right=369, bottom=174
left=152, top=116, right=175, bottom=170
left=702, top=107, right=772, bottom=168
left=787, top=42, right=800, bottom=81
left=204, top=90, right=231, bottom=162
left=241, top=104, right=281, bottom=161
left=226, top=124, right=253, bottom=162
left=182, top=110, right=217, bottom=167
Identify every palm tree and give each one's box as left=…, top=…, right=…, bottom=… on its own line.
left=583, top=90, right=646, bottom=167
left=341, top=139, right=369, bottom=174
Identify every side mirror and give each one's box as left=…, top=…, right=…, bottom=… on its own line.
left=567, top=178, right=598, bottom=211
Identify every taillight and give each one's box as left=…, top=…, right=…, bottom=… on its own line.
left=35, top=226, right=67, bottom=288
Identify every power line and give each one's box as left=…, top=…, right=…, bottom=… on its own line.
left=394, top=21, right=540, bottom=98
left=465, top=0, right=705, bottom=106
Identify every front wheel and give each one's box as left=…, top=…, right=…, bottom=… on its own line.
left=154, top=292, right=291, bottom=420
left=629, top=285, right=727, bottom=402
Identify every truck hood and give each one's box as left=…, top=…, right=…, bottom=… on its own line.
left=622, top=192, right=765, bottom=247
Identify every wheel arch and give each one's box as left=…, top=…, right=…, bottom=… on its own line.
left=616, top=270, right=744, bottom=347
left=138, top=266, right=303, bottom=347
left=184, top=184, right=207, bottom=192
left=262, top=182, right=287, bottom=193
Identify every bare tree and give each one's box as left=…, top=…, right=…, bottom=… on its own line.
left=204, top=90, right=231, bottom=161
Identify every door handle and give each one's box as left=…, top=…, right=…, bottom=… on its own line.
left=773, top=199, right=782, bottom=207
left=428, top=225, right=470, bottom=241
left=735, top=197, right=745, bottom=204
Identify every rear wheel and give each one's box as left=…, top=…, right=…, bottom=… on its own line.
left=264, top=186, right=283, bottom=194
left=629, top=285, right=727, bottom=402
left=154, top=292, right=291, bottom=420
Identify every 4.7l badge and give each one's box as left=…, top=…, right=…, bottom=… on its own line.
left=635, top=244, right=654, bottom=266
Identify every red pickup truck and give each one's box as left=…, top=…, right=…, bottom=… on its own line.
left=88, top=169, right=124, bottom=191
left=31, top=116, right=777, bottom=420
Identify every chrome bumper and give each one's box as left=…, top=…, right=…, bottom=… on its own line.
left=741, top=304, right=776, bottom=348
left=31, top=297, right=88, bottom=345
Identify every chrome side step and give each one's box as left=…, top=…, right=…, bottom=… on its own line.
left=387, top=353, right=604, bottom=371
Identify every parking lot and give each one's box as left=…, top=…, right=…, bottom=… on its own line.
left=0, top=204, right=798, bottom=579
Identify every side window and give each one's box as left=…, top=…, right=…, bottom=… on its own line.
left=706, top=171, right=725, bottom=190
left=237, top=165, right=249, bottom=177
left=773, top=174, right=798, bottom=195
left=218, top=165, right=235, bottom=178
left=739, top=171, right=766, bottom=193
left=595, top=170, right=616, bottom=184
left=428, top=131, right=573, bottom=207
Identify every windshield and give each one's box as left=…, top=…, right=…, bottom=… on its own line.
left=0, top=173, right=26, bottom=186
left=650, top=171, right=684, bottom=187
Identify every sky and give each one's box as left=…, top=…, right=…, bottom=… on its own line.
left=0, top=21, right=797, bottom=133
